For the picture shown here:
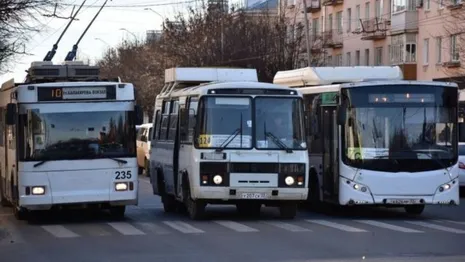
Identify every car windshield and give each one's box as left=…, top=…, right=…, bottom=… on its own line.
left=19, top=109, right=136, bottom=161
left=459, top=144, right=465, bottom=156
left=254, top=97, right=306, bottom=150
left=196, top=96, right=253, bottom=149
left=341, top=85, right=457, bottom=172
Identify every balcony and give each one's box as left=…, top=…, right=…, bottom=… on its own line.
left=360, top=18, right=389, bottom=40
left=322, top=30, right=343, bottom=48
left=322, top=0, right=343, bottom=6
left=305, top=0, right=321, bottom=13
left=390, top=10, right=418, bottom=34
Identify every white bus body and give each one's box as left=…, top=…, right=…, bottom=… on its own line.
left=274, top=66, right=460, bottom=215
left=149, top=67, right=308, bottom=220
left=0, top=61, right=143, bottom=220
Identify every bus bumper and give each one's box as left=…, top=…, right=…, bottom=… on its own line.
left=339, top=177, right=460, bottom=206
left=192, top=186, right=307, bottom=201
left=18, top=173, right=138, bottom=210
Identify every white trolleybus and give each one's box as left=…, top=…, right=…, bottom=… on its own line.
left=273, top=66, right=459, bottom=215
left=0, top=61, right=143, bottom=220
left=149, top=67, right=308, bottom=220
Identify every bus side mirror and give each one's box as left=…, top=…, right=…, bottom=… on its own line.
left=6, top=103, right=16, bottom=125
left=337, top=106, right=346, bottom=126
left=135, top=105, right=143, bottom=125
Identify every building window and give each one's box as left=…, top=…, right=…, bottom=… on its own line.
left=375, top=0, right=381, bottom=17
left=355, top=50, right=361, bottom=65
left=423, top=38, right=429, bottom=65
left=390, top=34, right=417, bottom=64
left=375, top=47, right=383, bottom=65
left=425, top=0, right=430, bottom=9
left=327, top=56, right=332, bottom=66
left=436, top=37, right=442, bottom=63
left=392, top=0, right=416, bottom=13
left=439, top=0, right=444, bottom=9
left=347, top=8, right=352, bottom=32
left=336, top=11, right=343, bottom=34
left=365, top=48, right=370, bottom=65
left=312, top=18, right=319, bottom=38
left=327, top=14, right=333, bottom=32
left=356, top=5, right=361, bottom=30
left=346, top=52, right=351, bottom=66
left=335, top=54, right=343, bottom=66
left=365, top=2, right=370, bottom=19
left=451, top=34, right=459, bottom=61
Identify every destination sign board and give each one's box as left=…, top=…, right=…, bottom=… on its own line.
left=37, top=85, right=116, bottom=101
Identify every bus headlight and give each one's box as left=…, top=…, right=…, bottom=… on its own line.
left=31, top=186, right=45, bottom=195
left=115, top=182, right=128, bottom=191
left=353, top=183, right=367, bottom=192
left=213, top=175, right=223, bottom=185
left=439, top=183, right=452, bottom=192
left=285, top=176, right=295, bottom=186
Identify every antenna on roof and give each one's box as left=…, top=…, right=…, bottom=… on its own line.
left=43, top=1, right=86, bottom=61
left=64, top=0, right=111, bottom=61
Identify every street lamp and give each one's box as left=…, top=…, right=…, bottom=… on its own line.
left=95, top=37, right=110, bottom=46
left=144, top=8, right=165, bottom=29
left=119, top=28, right=137, bottom=40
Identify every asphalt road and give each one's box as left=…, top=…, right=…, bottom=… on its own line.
left=1, top=176, right=465, bottom=262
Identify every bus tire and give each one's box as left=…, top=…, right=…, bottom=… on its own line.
left=14, top=206, right=28, bottom=221
left=0, top=178, right=11, bottom=207
left=144, top=159, right=150, bottom=177
left=404, top=204, right=425, bottom=215
left=279, top=203, right=297, bottom=219
left=183, top=177, right=205, bottom=220
left=236, top=203, right=261, bottom=217
left=109, top=206, right=126, bottom=220
left=308, top=169, right=322, bottom=209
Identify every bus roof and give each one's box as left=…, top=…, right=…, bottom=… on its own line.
left=161, top=81, right=300, bottom=99
left=164, top=67, right=258, bottom=84
left=273, top=66, right=404, bottom=87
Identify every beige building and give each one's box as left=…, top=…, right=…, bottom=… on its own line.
left=284, top=0, right=464, bottom=83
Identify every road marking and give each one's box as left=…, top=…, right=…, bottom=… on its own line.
left=107, top=222, right=145, bottom=235
left=305, top=220, right=367, bottom=232
left=214, top=221, right=259, bottom=232
left=355, top=220, right=423, bottom=233
left=405, top=221, right=465, bottom=233
left=262, top=221, right=311, bottom=232
left=435, top=220, right=465, bottom=226
left=135, top=222, right=171, bottom=234
left=41, top=225, right=79, bottom=238
left=162, top=221, right=205, bottom=233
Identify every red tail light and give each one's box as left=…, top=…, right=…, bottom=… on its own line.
left=459, top=162, right=465, bottom=169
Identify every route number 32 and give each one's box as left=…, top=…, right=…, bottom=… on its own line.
left=115, top=170, right=132, bottom=180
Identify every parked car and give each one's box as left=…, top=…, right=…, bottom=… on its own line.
left=136, top=123, right=152, bottom=176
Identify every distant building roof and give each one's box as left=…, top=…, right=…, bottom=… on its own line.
left=247, top=0, right=277, bottom=9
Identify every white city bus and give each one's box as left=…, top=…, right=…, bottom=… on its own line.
left=149, top=67, right=308, bottom=220
left=0, top=61, right=143, bottom=220
left=274, top=66, right=459, bottom=215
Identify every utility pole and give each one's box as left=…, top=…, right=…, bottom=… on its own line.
left=301, top=0, right=312, bottom=66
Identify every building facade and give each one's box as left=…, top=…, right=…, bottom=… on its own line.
left=284, top=0, right=464, bottom=82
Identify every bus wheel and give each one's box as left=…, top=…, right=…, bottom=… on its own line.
left=404, top=205, right=425, bottom=215
left=109, top=206, right=126, bottom=220
left=144, top=159, right=150, bottom=177
left=236, top=203, right=261, bottom=217
left=161, top=195, right=177, bottom=213
left=279, top=203, right=297, bottom=219
left=0, top=180, right=10, bottom=207
left=14, top=206, right=28, bottom=221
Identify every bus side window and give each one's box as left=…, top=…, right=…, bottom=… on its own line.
left=153, top=110, right=161, bottom=140
left=188, top=99, right=198, bottom=142
left=179, top=108, right=188, bottom=143
left=159, top=101, right=170, bottom=140
left=0, top=108, right=4, bottom=147
left=168, top=101, right=179, bottom=141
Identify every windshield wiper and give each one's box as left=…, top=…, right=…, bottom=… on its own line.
left=215, top=113, right=243, bottom=152
left=265, top=131, right=293, bottom=153
left=33, top=160, right=49, bottom=168
left=108, top=158, right=128, bottom=164
left=215, top=128, right=241, bottom=152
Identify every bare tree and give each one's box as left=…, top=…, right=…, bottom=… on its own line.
left=98, top=1, right=307, bottom=115
left=441, top=4, right=465, bottom=78
left=0, top=0, right=56, bottom=73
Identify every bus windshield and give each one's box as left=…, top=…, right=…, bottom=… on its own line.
left=19, top=109, right=136, bottom=161
left=341, top=85, right=458, bottom=172
left=195, top=96, right=306, bottom=150
left=254, top=97, right=306, bottom=150
left=196, top=96, right=253, bottom=149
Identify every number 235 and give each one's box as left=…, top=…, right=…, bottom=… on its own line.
left=115, top=170, right=132, bottom=180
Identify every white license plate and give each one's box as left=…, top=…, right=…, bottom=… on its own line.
left=241, top=193, right=267, bottom=199
left=386, top=199, right=421, bottom=205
